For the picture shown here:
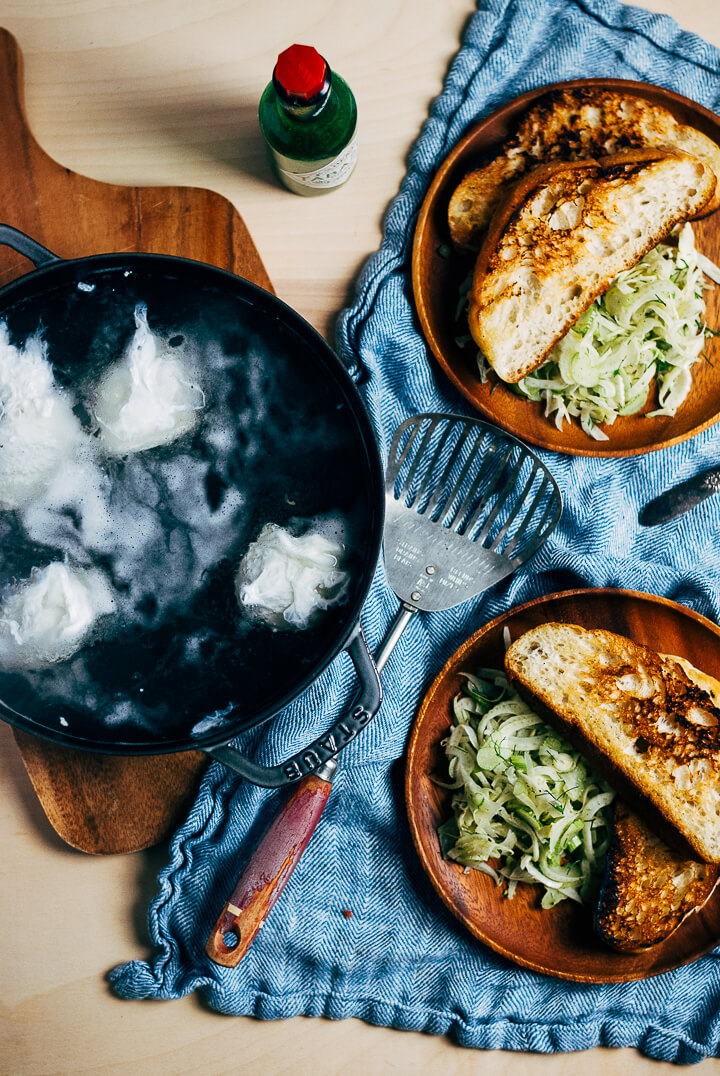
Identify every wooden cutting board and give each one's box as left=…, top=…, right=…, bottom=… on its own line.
left=0, top=27, right=274, bottom=854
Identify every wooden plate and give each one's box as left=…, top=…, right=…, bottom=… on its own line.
left=405, top=587, right=720, bottom=982
left=412, top=78, right=720, bottom=457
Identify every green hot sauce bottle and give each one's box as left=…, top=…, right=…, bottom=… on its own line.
left=258, top=44, right=358, bottom=197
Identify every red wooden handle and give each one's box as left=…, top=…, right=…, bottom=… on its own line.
left=205, top=773, right=333, bottom=967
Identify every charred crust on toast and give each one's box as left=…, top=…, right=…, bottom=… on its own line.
left=504, top=624, right=720, bottom=863
left=595, top=802, right=720, bottom=952
left=599, top=657, right=720, bottom=766
left=448, top=87, right=720, bottom=250
left=468, top=149, right=714, bottom=382
left=506, top=672, right=701, bottom=860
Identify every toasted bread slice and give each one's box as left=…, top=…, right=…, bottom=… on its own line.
left=449, top=153, right=527, bottom=250
left=468, top=150, right=716, bottom=383
left=504, top=623, right=720, bottom=863
left=448, top=88, right=720, bottom=250
left=596, top=801, right=720, bottom=952
left=597, top=653, right=720, bottom=952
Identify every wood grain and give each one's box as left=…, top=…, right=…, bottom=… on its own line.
left=406, top=588, right=720, bottom=982
left=0, top=30, right=273, bottom=289
left=12, top=731, right=207, bottom=855
left=0, top=26, right=273, bottom=855
left=413, top=79, right=720, bottom=457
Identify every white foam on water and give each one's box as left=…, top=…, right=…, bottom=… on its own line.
left=103, top=698, right=138, bottom=726
left=0, top=561, right=115, bottom=667
left=0, top=325, right=87, bottom=509
left=19, top=453, right=167, bottom=598
left=93, top=302, right=204, bottom=455
left=190, top=702, right=235, bottom=737
left=236, top=518, right=348, bottom=629
left=156, top=454, right=246, bottom=591
left=0, top=292, right=358, bottom=735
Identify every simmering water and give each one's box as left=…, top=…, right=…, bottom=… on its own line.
left=0, top=263, right=376, bottom=748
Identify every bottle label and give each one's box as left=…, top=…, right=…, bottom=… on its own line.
left=274, top=130, right=358, bottom=192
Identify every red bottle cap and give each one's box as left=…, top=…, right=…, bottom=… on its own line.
left=274, top=44, right=329, bottom=101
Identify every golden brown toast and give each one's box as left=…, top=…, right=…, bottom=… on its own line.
left=468, top=150, right=715, bottom=382
left=596, top=801, right=720, bottom=952
left=448, top=87, right=720, bottom=250
left=504, top=623, right=720, bottom=863
left=596, top=653, right=720, bottom=951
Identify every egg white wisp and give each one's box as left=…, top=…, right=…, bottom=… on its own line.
left=93, top=303, right=204, bottom=455
left=236, top=520, right=348, bottom=629
left=0, top=562, right=115, bottom=668
left=0, top=324, right=85, bottom=509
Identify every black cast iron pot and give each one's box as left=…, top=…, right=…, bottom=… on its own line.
left=0, top=224, right=384, bottom=787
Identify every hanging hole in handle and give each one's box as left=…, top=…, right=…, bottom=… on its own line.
left=222, top=929, right=240, bottom=950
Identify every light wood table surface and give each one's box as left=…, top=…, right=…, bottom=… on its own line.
left=1, top=1, right=720, bottom=1073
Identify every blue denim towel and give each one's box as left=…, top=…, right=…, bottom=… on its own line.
left=110, top=0, right=720, bottom=1062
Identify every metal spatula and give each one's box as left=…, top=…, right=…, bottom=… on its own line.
left=376, top=411, right=562, bottom=661
left=206, top=413, right=562, bottom=966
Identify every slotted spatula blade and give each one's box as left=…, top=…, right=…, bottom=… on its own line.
left=383, top=413, right=562, bottom=614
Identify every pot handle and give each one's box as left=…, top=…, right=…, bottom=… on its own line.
left=0, top=224, right=60, bottom=266
left=204, top=623, right=382, bottom=787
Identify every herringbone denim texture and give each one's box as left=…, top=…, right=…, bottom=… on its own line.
left=110, top=0, right=720, bottom=1061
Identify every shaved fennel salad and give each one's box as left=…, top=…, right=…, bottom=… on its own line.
left=438, top=669, right=615, bottom=908
left=461, top=224, right=718, bottom=440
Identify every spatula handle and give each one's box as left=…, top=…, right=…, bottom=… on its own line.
left=204, top=605, right=419, bottom=967
left=205, top=767, right=334, bottom=967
